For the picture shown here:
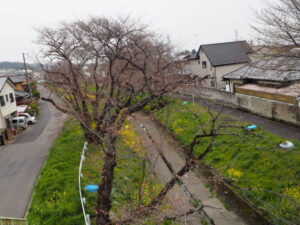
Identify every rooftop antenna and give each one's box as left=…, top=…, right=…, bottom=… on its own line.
left=194, top=33, right=199, bottom=47
left=235, top=29, right=239, bottom=41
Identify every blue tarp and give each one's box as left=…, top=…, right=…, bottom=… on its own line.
left=246, top=125, right=257, bottom=131
left=85, top=185, right=99, bottom=192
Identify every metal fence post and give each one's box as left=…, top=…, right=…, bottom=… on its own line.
left=79, top=142, right=90, bottom=225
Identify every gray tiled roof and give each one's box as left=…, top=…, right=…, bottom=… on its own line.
left=14, top=90, right=30, bottom=98
left=8, top=75, right=26, bottom=83
left=199, top=41, right=252, bottom=66
left=223, top=57, right=300, bottom=82
left=0, top=77, right=7, bottom=90
left=0, top=76, right=15, bottom=91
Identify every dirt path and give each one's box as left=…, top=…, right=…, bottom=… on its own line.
left=130, top=113, right=248, bottom=225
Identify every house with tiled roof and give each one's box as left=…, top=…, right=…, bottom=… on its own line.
left=182, top=41, right=253, bottom=89
left=223, top=57, right=300, bottom=107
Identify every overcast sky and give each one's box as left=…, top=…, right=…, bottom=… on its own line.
left=0, top=0, right=263, bottom=62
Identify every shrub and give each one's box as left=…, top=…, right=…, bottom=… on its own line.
left=28, top=101, right=40, bottom=115
left=29, top=81, right=37, bottom=91
left=150, top=98, right=300, bottom=224
left=32, top=90, right=40, bottom=99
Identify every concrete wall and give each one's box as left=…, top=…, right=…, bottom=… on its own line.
left=226, top=79, right=244, bottom=93
left=179, top=86, right=237, bottom=105
left=179, top=86, right=300, bottom=126
left=236, top=93, right=300, bottom=125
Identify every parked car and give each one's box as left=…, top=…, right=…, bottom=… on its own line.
left=19, top=113, right=37, bottom=125
left=11, top=116, right=27, bottom=130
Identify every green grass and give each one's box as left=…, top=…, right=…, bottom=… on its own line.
left=27, top=120, right=84, bottom=225
left=27, top=119, right=175, bottom=225
left=149, top=98, right=300, bottom=224
left=81, top=121, right=175, bottom=224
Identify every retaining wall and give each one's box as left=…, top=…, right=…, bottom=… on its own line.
left=179, top=86, right=300, bottom=126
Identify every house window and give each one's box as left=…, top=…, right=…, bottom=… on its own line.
left=202, top=61, right=207, bottom=68
left=5, top=95, right=8, bottom=102
left=210, top=80, right=215, bottom=88
left=9, top=93, right=14, bottom=103
left=0, top=96, right=5, bottom=106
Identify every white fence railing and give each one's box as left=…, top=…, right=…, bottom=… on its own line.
left=79, top=141, right=91, bottom=225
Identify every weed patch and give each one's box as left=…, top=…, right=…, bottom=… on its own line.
left=150, top=98, right=300, bottom=223
left=27, top=120, right=84, bottom=225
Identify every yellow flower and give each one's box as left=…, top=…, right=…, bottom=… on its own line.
left=120, top=122, right=143, bottom=154
left=283, top=186, right=300, bottom=203
left=227, top=168, right=243, bottom=179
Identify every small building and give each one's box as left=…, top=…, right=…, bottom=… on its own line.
left=223, top=57, right=300, bottom=109
left=15, top=90, right=30, bottom=105
left=182, top=41, right=253, bottom=90
left=7, top=74, right=30, bottom=92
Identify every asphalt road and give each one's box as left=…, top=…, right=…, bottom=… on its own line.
left=174, top=94, right=300, bottom=141
left=0, top=87, right=67, bottom=218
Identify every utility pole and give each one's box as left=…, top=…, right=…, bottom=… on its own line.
left=22, top=53, right=32, bottom=100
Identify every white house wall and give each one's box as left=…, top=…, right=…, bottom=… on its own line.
left=183, top=50, right=247, bottom=89
left=0, top=114, right=4, bottom=130
left=216, top=63, right=246, bottom=90
left=196, top=50, right=215, bottom=87
left=192, top=50, right=245, bottom=89
left=183, top=60, right=202, bottom=76
left=0, top=82, right=17, bottom=129
left=199, top=50, right=214, bottom=77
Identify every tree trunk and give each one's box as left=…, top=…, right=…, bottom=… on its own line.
left=80, top=123, right=94, bottom=142
left=79, top=122, right=104, bottom=145
left=96, top=134, right=117, bottom=225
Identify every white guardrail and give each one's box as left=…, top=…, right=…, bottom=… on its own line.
left=79, top=141, right=91, bottom=225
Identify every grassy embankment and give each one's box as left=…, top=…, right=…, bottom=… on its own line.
left=81, top=121, right=165, bottom=224
left=148, top=97, right=300, bottom=223
left=27, top=119, right=173, bottom=225
left=27, top=120, right=84, bottom=225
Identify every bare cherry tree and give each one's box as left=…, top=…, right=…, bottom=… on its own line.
left=253, top=0, right=300, bottom=57
left=37, top=17, right=197, bottom=224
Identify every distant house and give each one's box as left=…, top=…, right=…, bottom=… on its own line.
left=182, top=41, right=253, bottom=89
left=7, top=74, right=30, bottom=92
left=223, top=57, right=300, bottom=107
left=14, top=90, right=30, bottom=105
left=0, top=74, right=32, bottom=105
